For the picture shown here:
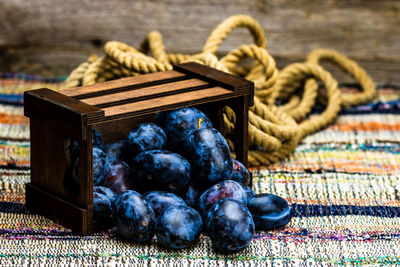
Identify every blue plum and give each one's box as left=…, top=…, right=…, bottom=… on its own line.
left=243, top=186, right=256, bottom=200
left=155, top=107, right=212, bottom=152
left=103, top=140, right=130, bottom=163
left=206, top=199, right=254, bottom=254
left=127, top=123, right=167, bottom=157
left=230, top=159, right=250, bottom=186
left=101, top=160, right=132, bottom=195
left=144, top=191, right=187, bottom=218
left=247, top=194, right=292, bottom=231
left=132, top=150, right=190, bottom=193
left=93, top=186, right=116, bottom=220
left=93, top=147, right=107, bottom=185
left=178, top=182, right=204, bottom=208
left=93, top=129, right=103, bottom=149
left=182, top=128, right=233, bottom=186
left=197, top=180, right=247, bottom=219
left=112, top=190, right=155, bottom=242
left=155, top=205, right=203, bottom=249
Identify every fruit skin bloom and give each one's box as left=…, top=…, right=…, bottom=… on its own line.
left=206, top=199, right=254, bottom=254
left=155, top=205, right=203, bottom=249
left=247, top=193, right=292, bottom=231
left=182, top=127, right=233, bottom=187
left=131, top=150, right=191, bottom=193
left=127, top=123, right=167, bottom=158
left=197, top=180, right=247, bottom=220
left=112, top=190, right=155, bottom=243
left=155, top=107, right=213, bottom=153
left=144, top=191, right=186, bottom=218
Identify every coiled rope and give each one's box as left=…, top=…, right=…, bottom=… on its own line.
left=65, top=14, right=377, bottom=166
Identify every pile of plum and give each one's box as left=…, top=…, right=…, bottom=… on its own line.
left=92, top=107, right=291, bottom=254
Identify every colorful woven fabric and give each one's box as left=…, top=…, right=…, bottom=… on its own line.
left=0, top=74, right=399, bottom=265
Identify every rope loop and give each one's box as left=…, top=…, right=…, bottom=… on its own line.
left=202, top=14, right=267, bottom=55
left=64, top=15, right=376, bottom=166
left=307, top=48, right=377, bottom=107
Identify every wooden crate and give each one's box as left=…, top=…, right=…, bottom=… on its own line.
left=23, top=62, right=254, bottom=235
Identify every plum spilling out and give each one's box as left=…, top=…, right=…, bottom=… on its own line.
left=93, top=129, right=103, bottom=149
left=93, top=186, right=116, bottom=220
left=247, top=194, right=292, bottom=231
left=156, top=205, right=203, bottom=249
left=132, top=150, right=190, bottom=193
left=88, top=106, right=294, bottom=253
left=103, top=140, right=130, bottom=163
left=112, top=190, right=155, bottom=242
left=182, top=128, right=233, bottom=186
left=100, top=160, right=132, bottom=195
left=206, top=199, right=254, bottom=254
left=156, top=107, right=212, bottom=152
left=230, top=159, right=250, bottom=186
left=93, top=147, right=107, bottom=185
left=127, top=123, right=167, bottom=157
left=144, top=191, right=187, bottom=218
left=197, top=180, right=247, bottom=219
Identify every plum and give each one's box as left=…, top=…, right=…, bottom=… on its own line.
left=100, top=160, right=132, bottom=195
left=93, top=129, right=103, bottom=149
left=182, top=128, right=233, bottom=186
left=155, top=205, right=203, bottom=249
left=103, top=140, right=130, bottom=163
left=93, top=186, right=116, bottom=220
left=197, top=180, right=247, bottom=219
left=112, top=190, right=155, bottom=242
left=127, top=123, right=167, bottom=157
left=243, top=186, right=256, bottom=200
left=132, top=150, right=190, bottom=193
left=93, top=147, right=107, bottom=185
left=144, top=191, right=187, bottom=218
left=206, top=199, right=254, bottom=254
left=155, top=107, right=212, bottom=152
left=247, top=194, right=292, bottom=231
left=230, top=159, right=250, bottom=186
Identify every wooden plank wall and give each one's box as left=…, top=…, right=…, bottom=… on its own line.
left=0, top=0, right=399, bottom=84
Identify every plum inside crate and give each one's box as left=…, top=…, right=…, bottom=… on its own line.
left=24, top=62, right=254, bottom=235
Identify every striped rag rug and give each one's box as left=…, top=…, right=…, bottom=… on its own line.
left=0, top=72, right=399, bottom=266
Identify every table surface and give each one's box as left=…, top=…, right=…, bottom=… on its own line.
left=0, top=73, right=399, bottom=265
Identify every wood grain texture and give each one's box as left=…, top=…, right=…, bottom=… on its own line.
left=61, top=70, right=186, bottom=98
left=0, top=0, right=399, bottom=83
left=81, top=79, right=209, bottom=107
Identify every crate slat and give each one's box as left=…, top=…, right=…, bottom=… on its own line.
left=102, top=87, right=232, bottom=118
left=61, top=70, right=186, bottom=99
left=81, top=78, right=209, bottom=107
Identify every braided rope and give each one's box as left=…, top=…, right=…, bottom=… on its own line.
left=64, top=15, right=376, bottom=166
left=306, top=48, right=377, bottom=107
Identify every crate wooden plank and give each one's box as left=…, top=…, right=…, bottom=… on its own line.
left=174, top=63, right=252, bottom=91
left=26, top=183, right=89, bottom=235
left=24, top=88, right=104, bottom=138
left=102, top=87, right=232, bottom=118
left=61, top=70, right=186, bottom=98
left=81, top=78, right=209, bottom=107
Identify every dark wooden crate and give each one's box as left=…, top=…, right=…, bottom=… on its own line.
left=24, top=62, right=254, bottom=235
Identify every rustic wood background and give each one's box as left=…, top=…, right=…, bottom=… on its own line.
left=0, top=0, right=399, bottom=84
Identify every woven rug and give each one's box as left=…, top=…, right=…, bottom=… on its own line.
left=0, top=72, right=399, bottom=265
